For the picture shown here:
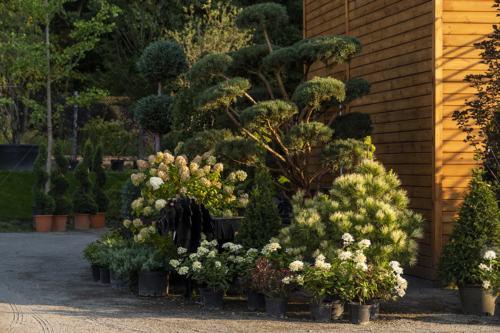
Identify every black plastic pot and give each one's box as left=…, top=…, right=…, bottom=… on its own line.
left=349, top=302, right=371, bottom=325
left=0, top=144, right=39, bottom=171
left=203, top=289, right=224, bottom=309
left=332, top=299, right=346, bottom=320
left=366, top=298, right=381, bottom=319
left=138, top=270, right=168, bottom=296
left=248, top=291, right=266, bottom=311
left=458, top=285, right=497, bottom=316
left=111, top=159, right=125, bottom=172
left=310, top=302, right=333, bottom=323
left=110, top=268, right=126, bottom=289
left=91, top=265, right=100, bottom=282
left=99, top=268, right=110, bottom=284
left=198, top=287, right=210, bottom=304
left=265, top=296, right=288, bottom=317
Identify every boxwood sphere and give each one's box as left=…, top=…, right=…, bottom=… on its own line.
left=137, top=40, right=188, bottom=83
left=135, top=95, right=174, bottom=135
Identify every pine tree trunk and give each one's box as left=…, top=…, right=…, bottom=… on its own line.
left=44, top=4, right=52, bottom=194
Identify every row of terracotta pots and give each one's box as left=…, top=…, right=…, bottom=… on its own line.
left=34, top=213, right=107, bottom=232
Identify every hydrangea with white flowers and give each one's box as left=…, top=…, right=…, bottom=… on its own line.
left=479, top=250, right=500, bottom=294
left=128, top=150, right=249, bottom=218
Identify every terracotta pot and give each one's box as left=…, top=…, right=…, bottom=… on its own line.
left=52, top=215, right=68, bottom=231
left=90, top=212, right=106, bottom=228
left=34, top=215, right=53, bottom=232
left=74, top=214, right=90, bottom=230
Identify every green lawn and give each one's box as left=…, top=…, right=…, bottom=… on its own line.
left=0, top=170, right=133, bottom=219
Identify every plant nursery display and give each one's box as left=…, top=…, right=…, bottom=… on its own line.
left=32, top=144, right=56, bottom=232
left=72, top=141, right=98, bottom=229
left=438, top=169, right=500, bottom=316
left=91, top=144, right=109, bottom=228
left=280, top=141, right=424, bottom=267
left=49, top=142, right=72, bottom=231
left=129, top=151, right=249, bottom=218
left=179, top=2, right=373, bottom=198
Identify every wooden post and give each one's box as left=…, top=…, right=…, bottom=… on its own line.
left=432, top=0, right=443, bottom=281
left=345, top=0, right=350, bottom=114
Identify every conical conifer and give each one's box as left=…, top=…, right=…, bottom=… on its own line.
left=32, top=144, right=55, bottom=215
left=73, top=141, right=98, bottom=215
left=49, top=142, right=72, bottom=215
left=92, top=144, right=109, bottom=212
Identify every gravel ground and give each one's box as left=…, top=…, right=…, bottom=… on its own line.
left=0, top=230, right=499, bottom=333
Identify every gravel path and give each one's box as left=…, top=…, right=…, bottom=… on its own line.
left=0, top=230, right=499, bottom=332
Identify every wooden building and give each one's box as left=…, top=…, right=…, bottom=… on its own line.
left=304, top=0, right=497, bottom=280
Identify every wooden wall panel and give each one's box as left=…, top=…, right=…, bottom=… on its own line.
left=305, top=0, right=434, bottom=279
left=440, top=0, right=496, bottom=244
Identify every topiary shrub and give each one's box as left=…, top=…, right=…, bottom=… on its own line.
left=234, top=166, right=282, bottom=249
left=73, top=141, right=98, bottom=215
left=280, top=144, right=424, bottom=267
left=134, top=95, right=174, bottom=140
left=105, top=183, right=123, bottom=221
left=49, top=142, right=72, bottom=215
left=92, top=143, right=109, bottom=212
left=32, top=144, right=55, bottom=215
left=438, top=169, right=500, bottom=287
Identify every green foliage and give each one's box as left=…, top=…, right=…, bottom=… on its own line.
left=72, top=141, right=98, bottom=215
left=32, top=144, right=55, bottom=215
left=121, top=179, right=141, bottom=220
left=136, top=40, right=188, bottom=84
left=83, top=241, right=100, bottom=266
left=297, top=36, right=362, bottom=68
left=49, top=142, right=72, bottom=215
left=230, top=44, right=278, bottom=72
left=294, top=77, right=345, bottom=109
left=214, top=135, right=259, bottom=164
left=161, top=130, right=190, bottom=153
left=318, top=138, right=364, bottom=172
left=186, top=53, right=233, bottom=82
left=235, top=3, right=288, bottom=31
left=438, top=169, right=500, bottom=286
left=83, top=118, right=138, bottom=160
left=331, top=112, right=373, bottom=140
left=196, top=77, right=251, bottom=110
left=105, top=183, right=123, bottom=220
left=329, top=78, right=371, bottom=106
left=280, top=158, right=424, bottom=267
left=234, top=166, right=282, bottom=249
left=134, top=95, right=174, bottom=135
left=240, top=100, right=298, bottom=128
left=283, top=122, right=333, bottom=155
left=92, top=144, right=109, bottom=212
left=183, top=129, right=233, bottom=159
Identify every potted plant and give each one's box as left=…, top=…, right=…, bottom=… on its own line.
left=49, top=142, right=72, bottom=231
left=83, top=118, right=138, bottom=172
left=32, top=144, right=56, bottom=232
left=479, top=250, right=500, bottom=322
left=72, top=141, right=98, bottom=229
left=249, top=240, right=297, bottom=317
left=174, top=240, right=241, bottom=309
left=438, top=169, right=500, bottom=316
left=235, top=248, right=265, bottom=311
left=91, top=144, right=109, bottom=228
left=83, top=241, right=101, bottom=281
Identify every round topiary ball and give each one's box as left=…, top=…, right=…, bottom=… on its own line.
left=134, top=95, right=174, bottom=136
left=136, top=40, right=188, bottom=83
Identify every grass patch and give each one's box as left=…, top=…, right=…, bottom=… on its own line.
left=0, top=170, right=133, bottom=219
left=0, top=218, right=35, bottom=232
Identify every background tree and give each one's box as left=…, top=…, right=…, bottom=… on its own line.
left=72, top=140, right=98, bottom=215
left=185, top=3, right=372, bottom=198
left=32, top=143, right=56, bottom=215
left=136, top=40, right=188, bottom=152
left=92, top=143, right=109, bottom=213
left=49, top=142, right=72, bottom=215
left=234, top=165, right=282, bottom=249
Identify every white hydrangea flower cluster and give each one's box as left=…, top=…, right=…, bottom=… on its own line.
left=149, top=177, right=164, bottom=190
left=222, top=242, right=243, bottom=253
left=222, top=210, right=233, bottom=218
left=342, top=232, right=354, bottom=245
left=131, top=197, right=144, bottom=211
left=155, top=199, right=167, bottom=210
left=289, top=260, right=304, bottom=272
left=246, top=248, right=258, bottom=256
left=315, top=254, right=331, bottom=270
left=192, top=261, right=202, bottom=271
left=282, top=277, right=291, bottom=284
left=169, top=259, right=180, bottom=268
left=177, top=247, right=187, bottom=254
left=261, top=242, right=281, bottom=255
left=484, top=250, right=497, bottom=260
left=163, top=152, right=175, bottom=164
left=199, top=177, right=211, bottom=188
left=480, top=250, right=497, bottom=290
left=213, top=163, right=223, bottom=173
left=389, top=261, right=407, bottom=297
left=178, top=266, right=189, bottom=275
left=235, top=170, right=247, bottom=181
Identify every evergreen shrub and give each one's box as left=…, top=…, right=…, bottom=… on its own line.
left=134, top=95, right=174, bottom=137
left=234, top=166, right=282, bottom=249
left=92, top=144, right=109, bottom=212
left=121, top=179, right=141, bottom=219
left=32, top=144, right=55, bottom=215
left=49, top=142, right=72, bottom=215
left=73, top=141, right=98, bottom=215
left=438, top=169, right=500, bottom=286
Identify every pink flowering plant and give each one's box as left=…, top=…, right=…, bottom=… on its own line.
left=129, top=151, right=249, bottom=218
left=479, top=250, right=500, bottom=292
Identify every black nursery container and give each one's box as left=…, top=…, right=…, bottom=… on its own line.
left=203, top=289, right=224, bottom=309
left=310, top=302, right=333, bottom=323
left=138, top=271, right=168, bottom=296
left=247, top=291, right=266, bottom=311
left=91, top=265, right=100, bottom=282
left=110, top=268, right=126, bottom=289
left=100, top=268, right=111, bottom=284
left=265, top=296, right=288, bottom=317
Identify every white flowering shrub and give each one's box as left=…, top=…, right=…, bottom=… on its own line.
left=129, top=150, right=249, bottom=218
left=280, top=159, right=424, bottom=267
left=479, top=250, right=500, bottom=292
left=294, top=233, right=407, bottom=303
